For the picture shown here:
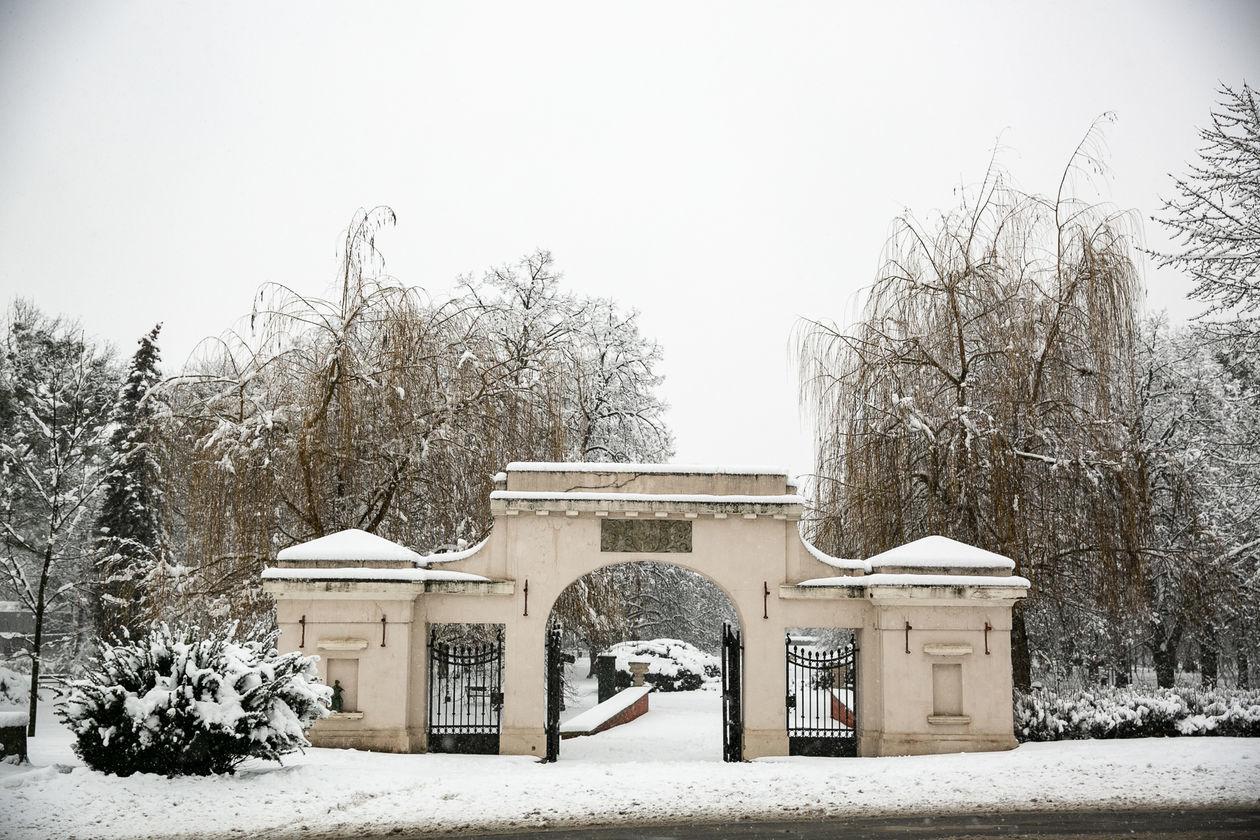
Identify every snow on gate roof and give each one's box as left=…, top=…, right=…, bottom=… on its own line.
left=865, top=535, right=1016, bottom=570
left=275, top=528, right=427, bottom=564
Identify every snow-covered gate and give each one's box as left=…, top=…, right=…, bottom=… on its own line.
left=263, top=463, right=1030, bottom=759
left=426, top=628, right=504, bottom=754
left=786, top=633, right=856, bottom=756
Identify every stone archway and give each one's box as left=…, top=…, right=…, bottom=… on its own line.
left=542, top=558, right=743, bottom=761
left=263, top=463, right=1029, bottom=758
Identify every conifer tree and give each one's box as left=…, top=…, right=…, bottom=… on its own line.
left=95, top=324, right=167, bottom=639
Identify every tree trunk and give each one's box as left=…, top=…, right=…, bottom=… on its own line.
left=26, top=546, right=53, bottom=738
left=1152, top=623, right=1183, bottom=689
left=1114, top=644, right=1132, bottom=687
left=1011, top=603, right=1031, bottom=691
left=1200, top=624, right=1219, bottom=689
left=1237, top=647, right=1250, bottom=690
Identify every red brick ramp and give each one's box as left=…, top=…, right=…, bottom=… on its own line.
left=830, top=688, right=855, bottom=728
left=560, top=686, right=652, bottom=739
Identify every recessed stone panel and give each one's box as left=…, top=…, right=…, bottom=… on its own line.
left=600, top=519, right=692, bottom=553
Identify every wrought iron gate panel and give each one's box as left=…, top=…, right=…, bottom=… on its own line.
left=427, top=628, right=503, bottom=754
left=786, top=632, right=856, bottom=757
left=721, top=621, right=743, bottom=762
left=543, top=624, right=570, bottom=763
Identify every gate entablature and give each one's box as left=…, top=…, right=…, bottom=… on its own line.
left=263, top=462, right=1029, bottom=760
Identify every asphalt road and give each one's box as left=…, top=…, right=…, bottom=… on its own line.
left=382, top=809, right=1260, bottom=840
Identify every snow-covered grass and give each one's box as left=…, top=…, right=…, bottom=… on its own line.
left=3, top=682, right=1258, bottom=840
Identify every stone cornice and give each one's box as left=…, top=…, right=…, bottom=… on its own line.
left=262, top=579, right=515, bottom=599
left=490, top=490, right=803, bottom=520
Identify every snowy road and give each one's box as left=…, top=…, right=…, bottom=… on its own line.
left=437, top=809, right=1260, bottom=840
left=2, top=691, right=1258, bottom=840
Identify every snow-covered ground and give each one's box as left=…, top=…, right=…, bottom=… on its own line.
left=2, top=668, right=1258, bottom=840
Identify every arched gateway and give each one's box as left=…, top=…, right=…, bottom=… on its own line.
left=263, top=463, right=1028, bottom=758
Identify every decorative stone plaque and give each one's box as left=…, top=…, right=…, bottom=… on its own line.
left=600, top=519, right=692, bottom=553
left=317, top=638, right=369, bottom=651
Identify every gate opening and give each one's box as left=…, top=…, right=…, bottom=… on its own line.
left=786, top=627, right=857, bottom=757
left=427, top=623, right=504, bottom=754
left=544, top=562, right=741, bottom=762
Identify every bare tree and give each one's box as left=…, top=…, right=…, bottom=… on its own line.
left=798, top=128, right=1148, bottom=689
left=0, top=302, right=116, bottom=734
left=1138, top=319, right=1260, bottom=687
left=158, top=212, right=674, bottom=630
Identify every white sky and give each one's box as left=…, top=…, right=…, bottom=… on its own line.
left=1, top=0, right=1257, bottom=479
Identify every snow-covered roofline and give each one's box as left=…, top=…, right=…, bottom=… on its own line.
left=505, top=462, right=790, bottom=476
left=797, top=530, right=1018, bottom=575
left=798, top=573, right=1030, bottom=588
left=261, top=567, right=490, bottom=583
left=416, top=537, right=489, bottom=566
left=276, top=528, right=426, bottom=564
left=491, top=490, right=805, bottom=505
left=798, top=528, right=867, bottom=571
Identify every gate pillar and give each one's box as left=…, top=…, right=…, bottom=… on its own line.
left=861, top=600, right=1021, bottom=755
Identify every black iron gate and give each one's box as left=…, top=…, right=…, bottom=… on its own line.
left=786, top=632, right=856, bottom=757
left=543, top=624, right=572, bottom=762
left=721, top=621, right=743, bottom=762
left=427, top=628, right=504, bottom=754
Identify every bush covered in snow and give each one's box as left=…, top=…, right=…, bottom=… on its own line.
left=1014, top=686, right=1260, bottom=742
left=607, top=639, right=721, bottom=692
left=56, top=623, right=330, bottom=776
left=0, top=665, right=30, bottom=706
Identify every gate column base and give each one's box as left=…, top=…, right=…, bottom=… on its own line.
left=499, top=726, right=547, bottom=757
left=307, top=725, right=412, bottom=753
left=741, top=729, right=789, bottom=760
left=866, top=730, right=1017, bottom=756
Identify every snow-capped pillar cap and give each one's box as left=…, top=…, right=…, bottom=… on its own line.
left=273, top=528, right=426, bottom=569
left=866, top=535, right=1016, bottom=575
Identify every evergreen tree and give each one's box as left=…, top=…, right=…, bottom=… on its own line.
left=95, top=324, right=167, bottom=640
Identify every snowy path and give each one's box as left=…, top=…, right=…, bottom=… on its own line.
left=2, top=693, right=1258, bottom=840
left=559, top=687, right=722, bottom=762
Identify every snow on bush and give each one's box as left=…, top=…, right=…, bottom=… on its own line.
left=1015, top=686, right=1260, bottom=742
left=606, top=639, right=721, bottom=692
left=0, top=665, right=29, bottom=706
left=56, top=622, right=331, bottom=776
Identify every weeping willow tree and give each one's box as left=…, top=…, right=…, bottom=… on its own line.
left=157, top=209, right=672, bottom=629
left=799, top=133, right=1151, bottom=688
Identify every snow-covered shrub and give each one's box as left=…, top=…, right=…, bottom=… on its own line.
left=57, top=622, right=330, bottom=776
left=1014, top=686, right=1260, bottom=742
left=606, top=639, right=721, bottom=692
left=0, top=665, right=30, bottom=706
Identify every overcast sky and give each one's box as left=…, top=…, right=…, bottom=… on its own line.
left=1, top=1, right=1256, bottom=479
